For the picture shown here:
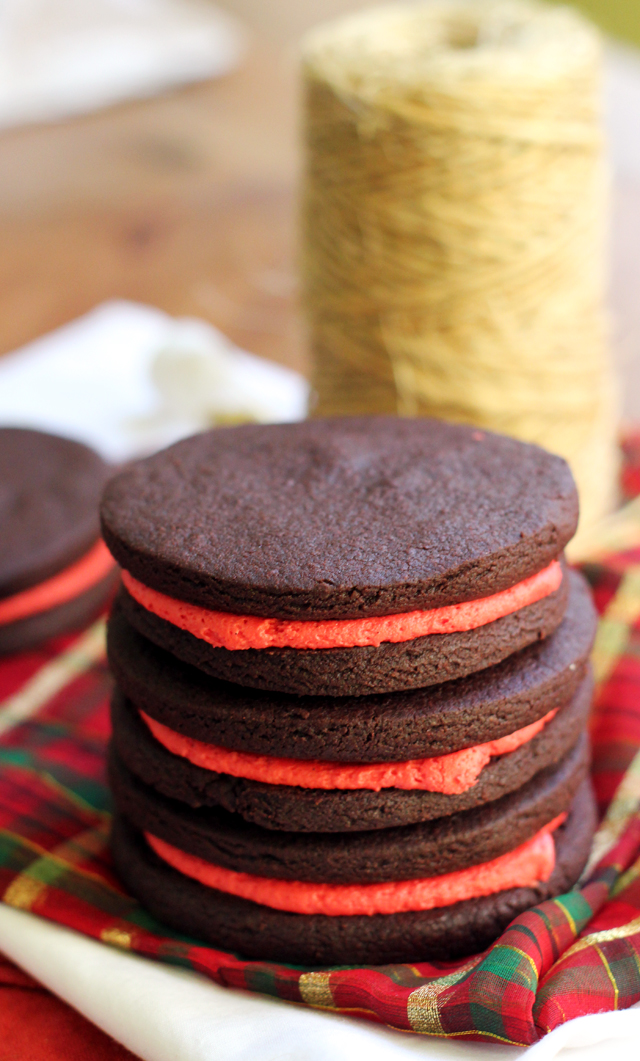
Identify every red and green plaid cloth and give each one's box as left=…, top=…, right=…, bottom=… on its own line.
left=3, top=554, right=640, bottom=1047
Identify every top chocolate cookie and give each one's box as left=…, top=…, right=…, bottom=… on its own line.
left=101, top=417, right=578, bottom=620
left=1, top=427, right=113, bottom=599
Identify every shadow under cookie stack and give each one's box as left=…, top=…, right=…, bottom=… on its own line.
left=103, top=417, right=597, bottom=965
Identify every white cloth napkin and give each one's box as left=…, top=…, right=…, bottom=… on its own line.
left=0, top=905, right=638, bottom=1061
left=0, top=0, right=244, bottom=129
left=0, top=299, right=309, bottom=461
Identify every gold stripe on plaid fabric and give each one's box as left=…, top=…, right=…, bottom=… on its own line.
left=3, top=875, right=47, bottom=911
left=554, top=914, right=640, bottom=963
left=0, top=619, right=106, bottom=736
left=101, top=926, right=136, bottom=949
left=299, top=971, right=334, bottom=1008
left=581, top=749, right=640, bottom=880
left=407, top=960, right=479, bottom=1034
left=1, top=822, right=120, bottom=903
left=51, top=822, right=112, bottom=869
left=591, top=565, right=640, bottom=686
left=596, top=945, right=619, bottom=1009
left=37, top=770, right=110, bottom=822
left=552, top=895, right=577, bottom=936
left=614, top=853, right=640, bottom=896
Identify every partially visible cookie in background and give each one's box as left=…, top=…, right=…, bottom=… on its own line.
left=0, top=428, right=118, bottom=653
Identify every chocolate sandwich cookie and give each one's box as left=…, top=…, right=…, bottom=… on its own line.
left=109, top=731, right=588, bottom=882
left=0, top=577, right=119, bottom=656
left=111, top=672, right=592, bottom=831
left=0, top=428, right=117, bottom=653
left=101, top=417, right=578, bottom=618
left=115, top=575, right=568, bottom=697
left=101, top=417, right=576, bottom=696
left=107, top=569, right=595, bottom=762
left=111, top=780, right=596, bottom=965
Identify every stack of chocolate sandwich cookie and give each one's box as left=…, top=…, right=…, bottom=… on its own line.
left=0, top=428, right=117, bottom=654
left=102, top=417, right=597, bottom=965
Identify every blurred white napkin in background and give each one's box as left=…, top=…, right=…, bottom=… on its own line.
left=0, top=300, right=309, bottom=461
left=0, top=0, right=244, bottom=129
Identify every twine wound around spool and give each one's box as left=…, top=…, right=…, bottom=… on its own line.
left=301, top=1, right=619, bottom=548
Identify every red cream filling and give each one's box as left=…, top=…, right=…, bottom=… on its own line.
left=141, top=708, right=557, bottom=794
left=0, top=540, right=116, bottom=627
left=146, top=815, right=565, bottom=916
left=121, top=560, right=562, bottom=652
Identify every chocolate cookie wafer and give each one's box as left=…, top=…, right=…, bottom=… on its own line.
left=0, top=428, right=117, bottom=652
left=101, top=418, right=577, bottom=696
left=111, top=779, right=595, bottom=965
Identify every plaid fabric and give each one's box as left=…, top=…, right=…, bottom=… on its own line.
left=2, top=562, right=640, bottom=1045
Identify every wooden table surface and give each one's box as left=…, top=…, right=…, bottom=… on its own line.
left=0, top=38, right=305, bottom=375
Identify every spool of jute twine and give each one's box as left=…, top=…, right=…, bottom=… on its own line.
left=301, top=0, right=618, bottom=548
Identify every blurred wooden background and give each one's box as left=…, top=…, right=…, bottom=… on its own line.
left=0, top=33, right=302, bottom=370
left=0, top=0, right=638, bottom=410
